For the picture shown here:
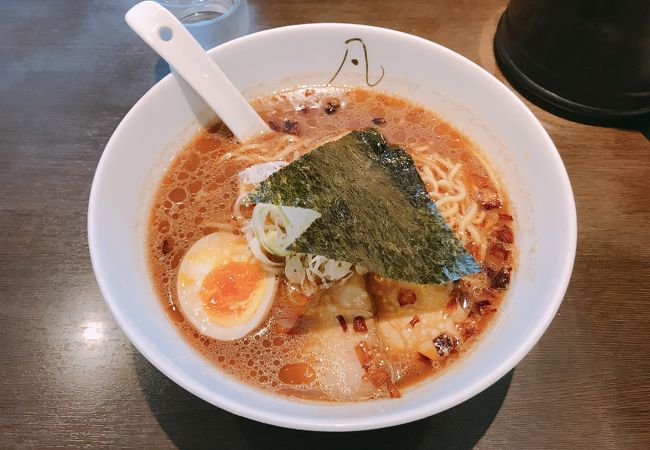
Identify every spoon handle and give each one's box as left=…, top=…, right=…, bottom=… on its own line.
left=125, top=1, right=269, bottom=142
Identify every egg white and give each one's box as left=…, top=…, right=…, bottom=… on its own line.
left=177, top=232, right=278, bottom=340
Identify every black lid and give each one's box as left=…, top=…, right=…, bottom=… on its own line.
left=494, top=0, right=650, bottom=127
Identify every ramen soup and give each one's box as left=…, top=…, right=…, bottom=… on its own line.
left=148, top=86, right=515, bottom=401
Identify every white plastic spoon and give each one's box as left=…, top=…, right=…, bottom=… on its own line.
left=125, top=1, right=269, bottom=142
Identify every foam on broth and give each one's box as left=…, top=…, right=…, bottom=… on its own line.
left=147, top=86, right=515, bottom=400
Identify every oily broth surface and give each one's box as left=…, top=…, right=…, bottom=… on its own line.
left=147, top=86, right=513, bottom=400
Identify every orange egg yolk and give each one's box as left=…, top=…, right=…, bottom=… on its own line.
left=200, top=261, right=262, bottom=317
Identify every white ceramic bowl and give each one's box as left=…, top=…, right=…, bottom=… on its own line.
left=88, top=23, right=576, bottom=431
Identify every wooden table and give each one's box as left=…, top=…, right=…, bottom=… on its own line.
left=2, top=0, right=648, bottom=448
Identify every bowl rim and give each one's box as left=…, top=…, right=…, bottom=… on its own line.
left=88, top=22, right=577, bottom=431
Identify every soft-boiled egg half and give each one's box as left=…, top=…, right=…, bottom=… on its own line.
left=177, top=232, right=278, bottom=340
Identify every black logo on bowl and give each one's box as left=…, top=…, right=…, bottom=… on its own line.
left=328, top=38, right=385, bottom=86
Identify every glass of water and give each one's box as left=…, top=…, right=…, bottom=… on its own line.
left=156, top=0, right=250, bottom=50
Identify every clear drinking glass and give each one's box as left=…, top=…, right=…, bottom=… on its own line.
left=156, top=0, right=250, bottom=50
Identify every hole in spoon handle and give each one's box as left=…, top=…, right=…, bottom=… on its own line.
left=159, top=26, right=173, bottom=42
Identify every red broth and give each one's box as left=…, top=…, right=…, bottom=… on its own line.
left=147, top=86, right=515, bottom=400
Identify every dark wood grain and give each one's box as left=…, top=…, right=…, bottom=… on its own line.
left=1, top=0, right=649, bottom=448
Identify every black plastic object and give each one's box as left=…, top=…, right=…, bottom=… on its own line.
left=494, top=0, right=650, bottom=127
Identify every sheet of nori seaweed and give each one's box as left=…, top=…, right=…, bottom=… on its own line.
left=246, top=129, right=480, bottom=284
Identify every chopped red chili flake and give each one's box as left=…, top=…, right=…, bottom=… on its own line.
left=398, top=289, right=417, bottom=306
left=387, top=380, right=401, bottom=398
left=161, top=239, right=172, bottom=255
left=481, top=288, right=498, bottom=299
left=448, top=287, right=469, bottom=310
left=336, top=314, right=347, bottom=332
left=467, top=241, right=482, bottom=260
left=353, top=316, right=368, bottom=332
left=354, top=341, right=372, bottom=366
left=492, top=267, right=511, bottom=289
left=299, top=107, right=310, bottom=114
left=207, top=123, right=222, bottom=134
left=488, top=242, right=510, bottom=261
left=473, top=300, right=497, bottom=316
left=433, top=333, right=457, bottom=356
left=499, top=213, right=513, bottom=221
left=409, top=315, right=421, bottom=327
left=372, top=117, right=386, bottom=125
left=282, top=120, right=300, bottom=135
left=324, top=101, right=340, bottom=115
left=496, top=225, right=514, bottom=243
left=355, top=342, right=399, bottom=396
left=458, top=322, right=478, bottom=339
left=482, top=198, right=502, bottom=210
left=268, top=120, right=281, bottom=132
left=417, top=352, right=432, bottom=362
left=366, top=367, right=390, bottom=387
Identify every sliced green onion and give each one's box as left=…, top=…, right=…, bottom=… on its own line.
left=251, top=203, right=321, bottom=257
